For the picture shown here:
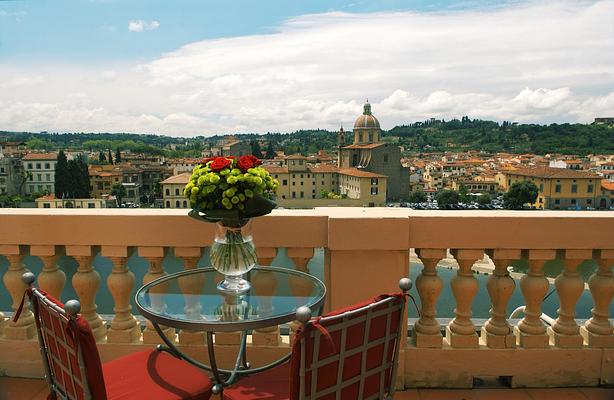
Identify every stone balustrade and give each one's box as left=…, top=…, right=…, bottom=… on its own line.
left=0, top=208, right=613, bottom=388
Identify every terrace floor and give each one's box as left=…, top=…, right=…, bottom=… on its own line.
left=1, top=377, right=613, bottom=400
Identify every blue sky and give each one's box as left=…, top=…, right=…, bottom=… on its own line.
left=0, top=1, right=613, bottom=136
left=0, top=0, right=513, bottom=63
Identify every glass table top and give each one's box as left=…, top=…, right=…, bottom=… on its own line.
left=135, top=266, right=326, bottom=332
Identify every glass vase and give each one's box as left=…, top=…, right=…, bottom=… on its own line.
left=210, top=219, right=257, bottom=293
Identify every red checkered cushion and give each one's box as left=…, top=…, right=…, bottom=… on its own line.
left=224, top=293, right=404, bottom=400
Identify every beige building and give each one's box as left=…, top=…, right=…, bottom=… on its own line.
left=35, top=194, right=106, bottom=209
left=161, top=172, right=191, bottom=209
left=203, top=139, right=251, bottom=158
left=451, top=179, right=500, bottom=195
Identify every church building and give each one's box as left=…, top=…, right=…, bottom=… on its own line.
left=338, top=101, right=409, bottom=201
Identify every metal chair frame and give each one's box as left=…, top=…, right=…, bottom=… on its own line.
left=26, top=277, right=93, bottom=400
left=296, top=290, right=408, bottom=400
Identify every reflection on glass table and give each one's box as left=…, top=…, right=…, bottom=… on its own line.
left=135, top=266, right=326, bottom=394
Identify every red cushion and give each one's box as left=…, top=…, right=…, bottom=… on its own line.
left=103, top=350, right=213, bottom=400
left=223, top=363, right=290, bottom=400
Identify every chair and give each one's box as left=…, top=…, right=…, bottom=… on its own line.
left=223, top=277, right=412, bottom=400
left=14, top=272, right=213, bottom=400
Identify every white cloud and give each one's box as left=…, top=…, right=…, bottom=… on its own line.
left=128, top=19, right=160, bottom=33
left=1, top=1, right=614, bottom=136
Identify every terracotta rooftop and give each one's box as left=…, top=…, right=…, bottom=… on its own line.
left=263, top=165, right=289, bottom=174
left=505, top=167, right=600, bottom=179
left=160, top=172, right=191, bottom=184
left=308, top=164, right=340, bottom=173
left=22, top=153, right=57, bottom=161
left=285, top=154, right=308, bottom=160
left=338, top=168, right=387, bottom=178
left=602, top=179, right=614, bottom=191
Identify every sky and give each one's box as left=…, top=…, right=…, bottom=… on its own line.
left=0, top=0, right=613, bottom=137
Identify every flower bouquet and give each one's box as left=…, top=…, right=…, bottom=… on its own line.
left=185, top=155, right=278, bottom=293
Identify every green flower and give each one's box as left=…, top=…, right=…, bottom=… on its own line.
left=244, top=189, right=254, bottom=198
left=191, top=187, right=200, bottom=195
left=231, top=196, right=240, bottom=204
left=221, top=198, right=231, bottom=207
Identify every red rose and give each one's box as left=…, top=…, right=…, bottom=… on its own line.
left=210, top=157, right=232, bottom=171
left=237, top=155, right=262, bottom=171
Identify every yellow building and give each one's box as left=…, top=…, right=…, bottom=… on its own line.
left=499, top=167, right=602, bottom=210
left=161, top=172, right=191, bottom=209
left=265, top=158, right=386, bottom=207
left=600, top=180, right=614, bottom=210
left=89, top=167, right=123, bottom=198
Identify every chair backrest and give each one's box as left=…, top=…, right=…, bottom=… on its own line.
left=291, top=292, right=407, bottom=400
left=19, top=273, right=107, bottom=400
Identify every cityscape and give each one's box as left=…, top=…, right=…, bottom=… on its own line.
left=1, top=102, right=613, bottom=211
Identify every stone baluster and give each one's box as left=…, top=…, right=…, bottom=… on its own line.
left=482, top=249, right=519, bottom=348
left=31, top=245, right=65, bottom=300
left=140, top=247, right=175, bottom=344
left=514, top=249, right=554, bottom=348
left=287, top=247, right=315, bottom=344
left=581, top=250, right=614, bottom=348
left=66, top=246, right=106, bottom=342
left=251, top=247, right=280, bottom=346
left=1, top=245, right=35, bottom=340
left=413, top=248, right=446, bottom=348
left=548, top=249, right=590, bottom=348
left=446, top=249, right=482, bottom=348
left=103, top=246, right=141, bottom=343
left=175, top=247, right=206, bottom=346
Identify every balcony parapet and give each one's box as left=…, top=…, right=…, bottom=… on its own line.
left=0, top=208, right=612, bottom=388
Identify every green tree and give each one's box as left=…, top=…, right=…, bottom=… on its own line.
left=26, top=138, right=52, bottom=150
left=76, top=155, right=90, bottom=198
left=98, top=151, right=106, bottom=163
left=115, top=148, right=122, bottom=163
left=108, top=149, right=113, bottom=165
left=55, top=150, right=69, bottom=198
left=265, top=142, right=276, bottom=159
left=251, top=141, right=264, bottom=159
left=503, top=181, right=539, bottom=210
left=477, top=193, right=492, bottom=206
left=436, top=190, right=461, bottom=207
left=458, top=184, right=470, bottom=203
left=407, top=190, right=427, bottom=203
left=111, top=183, right=126, bottom=206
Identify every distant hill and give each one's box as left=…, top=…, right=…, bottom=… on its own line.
left=2, top=118, right=613, bottom=156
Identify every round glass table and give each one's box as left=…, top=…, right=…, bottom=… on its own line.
left=135, top=266, right=326, bottom=393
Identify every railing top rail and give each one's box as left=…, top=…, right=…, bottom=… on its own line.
left=0, top=208, right=612, bottom=250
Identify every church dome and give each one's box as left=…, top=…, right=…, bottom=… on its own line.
left=354, top=101, right=380, bottom=129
